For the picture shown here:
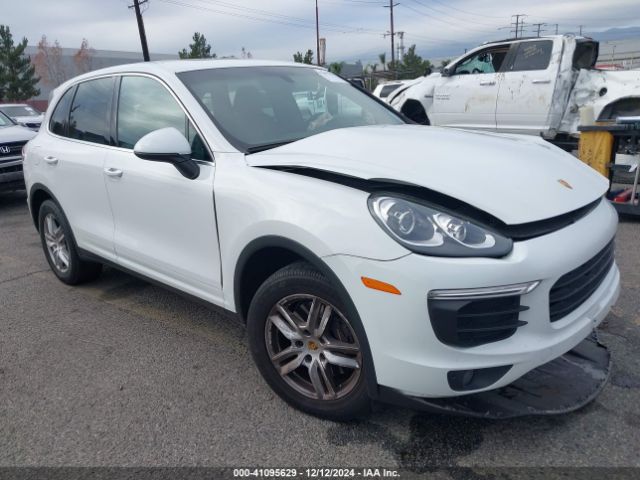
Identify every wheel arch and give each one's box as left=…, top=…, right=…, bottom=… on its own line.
left=597, top=96, right=640, bottom=121
left=400, top=99, right=430, bottom=125
left=233, top=235, right=379, bottom=396
left=28, top=183, right=60, bottom=232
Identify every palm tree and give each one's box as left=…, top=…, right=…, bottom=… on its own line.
left=378, top=53, right=386, bottom=71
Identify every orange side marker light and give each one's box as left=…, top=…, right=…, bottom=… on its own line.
left=361, top=276, right=401, bottom=295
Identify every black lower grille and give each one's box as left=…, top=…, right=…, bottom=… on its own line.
left=428, top=296, right=529, bottom=348
left=549, top=240, right=615, bottom=322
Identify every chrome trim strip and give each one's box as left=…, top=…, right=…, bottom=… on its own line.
left=0, top=157, right=22, bottom=170
left=428, top=281, right=540, bottom=300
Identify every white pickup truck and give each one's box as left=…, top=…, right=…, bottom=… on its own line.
left=388, top=35, right=640, bottom=149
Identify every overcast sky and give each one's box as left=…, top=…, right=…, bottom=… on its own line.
left=5, top=0, right=640, bottom=64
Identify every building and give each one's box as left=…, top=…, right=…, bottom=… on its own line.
left=23, top=46, right=176, bottom=111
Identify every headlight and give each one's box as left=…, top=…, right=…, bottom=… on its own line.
left=368, top=194, right=512, bottom=257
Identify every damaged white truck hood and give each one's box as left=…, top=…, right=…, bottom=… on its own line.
left=247, top=125, right=608, bottom=225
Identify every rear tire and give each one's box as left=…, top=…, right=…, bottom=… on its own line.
left=247, top=261, right=371, bottom=421
left=38, top=200, right=102, bottom=285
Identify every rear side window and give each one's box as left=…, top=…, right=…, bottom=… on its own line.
left=510, top=41, right=553, bottom=71
left=116, top=75, right=210, bottom=161
left=49, top=87, right=75, bottom=136
left=68, top=78, right=113, bottom=145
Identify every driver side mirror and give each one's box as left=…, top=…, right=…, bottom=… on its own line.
left=441, top=66, right=452, bottom=77
left=133, top=127, right=200, bottom=180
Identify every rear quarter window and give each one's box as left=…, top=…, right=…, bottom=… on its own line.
left=68, top=77, right=113, bottom=145
left=49, top=87, right=75, bottom=136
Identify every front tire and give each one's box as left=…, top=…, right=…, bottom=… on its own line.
left=247, top=262, right=371, bottom=420
left=38, top=200, right=102, bottom=285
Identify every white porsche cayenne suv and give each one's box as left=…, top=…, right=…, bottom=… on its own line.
left=23, top=60, right=620, bottom=420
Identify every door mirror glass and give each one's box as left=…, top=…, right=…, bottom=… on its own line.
left=133, top=127, right=200, bottom=179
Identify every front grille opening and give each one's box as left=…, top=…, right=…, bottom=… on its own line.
left=429, top=296, right=529, bottom=348
left=549, top=239, right=615, bottom=322
left=447, top=365, right=512, bottom=392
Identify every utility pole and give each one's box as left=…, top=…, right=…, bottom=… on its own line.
left=315, top=0, right=320, bottom=66
left=383, top=1, right=399, bottom=78
left=532, top=22, right=546, bottom=37
left=511, top=14, right=527, bottom=39
left=554, top=23, right=559, bottom=34
left=130, top=0, right=150, bottom=61
left=578, top=25, right=584, bottom=35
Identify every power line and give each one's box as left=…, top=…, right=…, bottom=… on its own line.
left=157, top=0, right=384, bottom=35
left=407, top=0, right=503, bottom=28
left=401, top=2, right=502, bottom=34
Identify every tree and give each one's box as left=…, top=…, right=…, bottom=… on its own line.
left=0, top=25, right=39, bottom=101
left=293, top=49, right=314, bottom=64
left=32, top=35, right=68, bottom=87
left=328, top=61, right=344, bottom=76
left=179, top=32, right=216, bottom=59
left=378, top=52, right=386, bottom=71
left=73, top=38, right=95, bottom=74
left=395, top=45, right=432, bottom=80
left=241, top=47, right=252, bottom=59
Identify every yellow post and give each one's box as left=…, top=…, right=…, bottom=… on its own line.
left=578, top=130, right=614, bottom=178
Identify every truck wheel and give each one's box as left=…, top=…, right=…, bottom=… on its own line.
left=38, top=200, right=102, bottom=285
left=247, top=261, right=371, bottom=420
left=401, top=100, right=430, bottom=125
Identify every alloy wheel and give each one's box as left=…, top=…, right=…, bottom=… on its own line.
left=43, top=213, right=70, bottom=274
left=265, top=294, right=362, bottom=400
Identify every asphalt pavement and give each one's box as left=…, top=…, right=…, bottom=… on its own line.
left=1, top=190, right=639, bottom=473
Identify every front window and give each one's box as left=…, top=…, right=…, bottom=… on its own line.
left=178, top=66, right=404, bottom=153
left=1, top=105, right=41, bottom=118
left=453, top=45, right=510, bottom=75
left=116, top=75, right=211, bottom=161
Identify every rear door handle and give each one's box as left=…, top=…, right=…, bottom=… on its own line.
left=532, top=79, right=551, bottom=84
left=479, top=80, right=496, bottom=86
left=104, top=167, right=123, bottom=178
left=44, top=156, right=58, bottom=165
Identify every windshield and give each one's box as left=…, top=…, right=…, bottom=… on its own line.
left=0, top=111, right=14, bottom=127
left=178, top=66, right=404, bottom=152
left=1, top=105, right=41, bottom=117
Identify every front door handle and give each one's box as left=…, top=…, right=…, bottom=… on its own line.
left=532, top=79, right=551, bottom=84
left=44, top=156, right=58, bottom=165
left=479, top=80, right=496, bottom=86
left=104, top=167, right=123, bottom=178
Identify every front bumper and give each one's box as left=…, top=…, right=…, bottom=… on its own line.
left=0, top=159, right=25, bottom=191
left=323, top=198, right=620, bottom=398
left=379, top=332, right=610, bottom=418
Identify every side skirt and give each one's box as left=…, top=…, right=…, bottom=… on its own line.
left=77, top=247, right=241, bottom=323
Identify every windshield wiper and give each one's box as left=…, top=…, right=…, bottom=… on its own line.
left=246, top=139, right=300, bottom=154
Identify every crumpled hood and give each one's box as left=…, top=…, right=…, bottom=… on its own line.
left=247, top=125, right=608, bottom=225
left=0, top=125, right=36, bottom=143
